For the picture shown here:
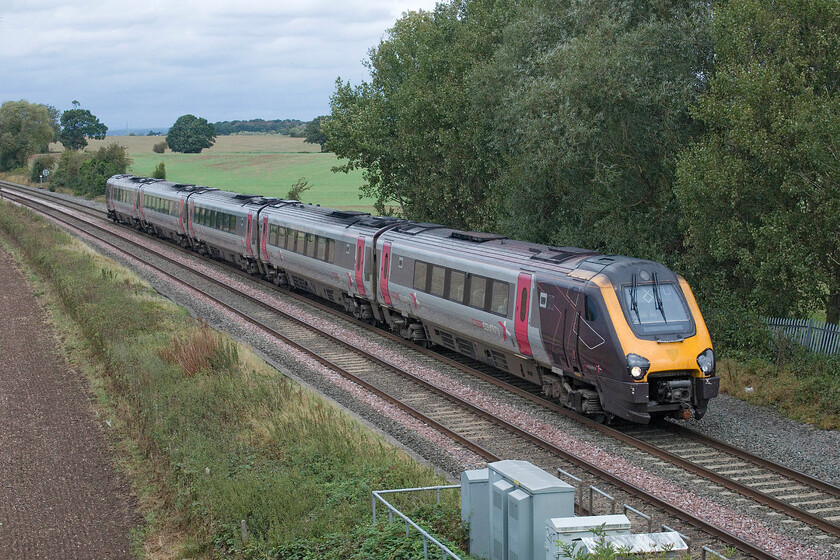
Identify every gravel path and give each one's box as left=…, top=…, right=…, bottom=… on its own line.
left=0, top=247, right=141, bottom=559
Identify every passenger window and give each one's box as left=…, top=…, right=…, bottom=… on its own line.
left=585, top=295, right=598, bottom=322
left=325, top=239, right=334, bottom=263
left=469, top=276, right=487, bottom=309
left=492, top=281, right=510, bottom=317
left=305, top=234, right=316, bottom=257
left=229, top=214, right=237, bottom=232
left=414, top=261, right=428, bottom=291
left=430, top=266, right=446, bottom=297
left=449, top=271, right=465, bottom=303
left=296, top=231, right=306, bottom=253
left=317, top=236, right=327, bottom=260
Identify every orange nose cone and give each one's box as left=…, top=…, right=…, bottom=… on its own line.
left=681, top=409, right=691, bottom=420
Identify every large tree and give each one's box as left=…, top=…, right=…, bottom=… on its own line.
left=0, top=100, right=56, bottom=171
left=58, top=101, right=107, bottom=150
left=326, top=0, right=513, bottom=229
left=675, top=0, right=840, bottom=324
left=303, top=116, right=328, bottom=151
left=166, top=114, right=216, bottom=153
left=488, top=0, right=712, bottom=262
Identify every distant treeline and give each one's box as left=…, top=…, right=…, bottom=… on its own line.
left=212, top=119, right=305, bottom=136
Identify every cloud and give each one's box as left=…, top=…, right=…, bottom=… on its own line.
left=0, top=0, right=439, bottom=128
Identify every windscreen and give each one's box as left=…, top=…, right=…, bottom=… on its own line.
left=622, top=281, right=694, bottom=338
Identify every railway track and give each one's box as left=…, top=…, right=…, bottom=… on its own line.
left=3, top=181, right=837, bottom=559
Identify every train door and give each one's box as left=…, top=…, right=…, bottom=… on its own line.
left=177, top=198, right=187, bottom=235
left=379, top=242, right=392, bottom=305
left=135, top=188, right=144, bottom=222
left=514, top=272, right=533, bottom=357
left=187, top=199, right=196, bottom=238
left=537, top=282, right=569, bottom=369
left=244, top=212, right=258, bottom=257
left=260, top=215, right=270, bottom=261
left=355, top=236, right=367, bottom=297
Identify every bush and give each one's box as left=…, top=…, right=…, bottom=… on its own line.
left=152, top=161, right=166, bottom=180
left=153, top=141, right=167, bottom=154
left=30, top=155, right=56, bottom=183
left=285, top=177, right=310, bottom=200
left=51, top=143, right=131, bottom=197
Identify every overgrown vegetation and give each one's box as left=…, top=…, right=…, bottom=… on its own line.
left=50, top=142, right=131, bottom=197
left=29, top=154, right=55, bottom=183
left=0, top=201, right=469, bottom=558
left=285, top=177, right=311, bottom=200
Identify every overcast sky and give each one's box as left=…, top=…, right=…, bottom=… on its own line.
left=0, top=0, right=439, bottom=131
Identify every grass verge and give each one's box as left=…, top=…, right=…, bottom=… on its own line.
left=0, top=200, right=468, bottom=559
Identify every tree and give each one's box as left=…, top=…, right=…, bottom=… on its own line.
left=166, top=114, right=216, bottom=153
left=58, top=101, right=108, bottom=150
left=152, top=161, right=166, bottom=179
left=0, top=100, right=56, bottom=171
left=326, top=0, right=514, bottom=229
left=675, top=0, right=840, bottom=324
left=488, top=0, right=712, bottom=262
left=303, top=116, right=328, bottom=151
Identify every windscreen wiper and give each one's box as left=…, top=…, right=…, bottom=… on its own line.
left=652, top=272, right=667, bottom=322
left=631, top=274, right=640, bottom=322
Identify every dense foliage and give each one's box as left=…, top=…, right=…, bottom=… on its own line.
left=676, top=0, right=840, bottom=325
left=29, top=155, right=55, bottom=184
left=166, top=114, right=216, bottom=153
left=213, top=118, right=303, bottom=135
left=327, top=0, right=511, bottom=228
left=0, top=100, right=57, bottom=171
left=58, top=102, right=108, bottom=150
left=327, top=0, right=840, bottom=330
left=51, top=143, right=131, bottom=197
left=303, top=116, right=328, bottom=151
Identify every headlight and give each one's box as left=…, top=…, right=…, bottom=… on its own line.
left=626, top=353, right=650, bottom=380
left=697, top=348, right=715, bottom=376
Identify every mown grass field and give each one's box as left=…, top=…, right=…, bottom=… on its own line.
left=79, top=135, right=374, bottom=210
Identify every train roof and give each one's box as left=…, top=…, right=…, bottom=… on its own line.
left=382, top=221, right=674, bottom=284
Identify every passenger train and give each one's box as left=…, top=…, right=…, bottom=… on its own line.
left=106, top=174, right=719, bottom=424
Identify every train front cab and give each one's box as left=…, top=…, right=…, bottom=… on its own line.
left=590, top=271, right=719, bottom=423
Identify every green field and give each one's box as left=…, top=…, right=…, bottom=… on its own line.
left=82, top=134, right=374, bottom=210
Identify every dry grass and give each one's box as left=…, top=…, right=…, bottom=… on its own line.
left=718, top=357, right=840, bottom=429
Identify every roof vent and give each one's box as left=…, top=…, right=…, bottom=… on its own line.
left=450, top=231, right=507, bottom=243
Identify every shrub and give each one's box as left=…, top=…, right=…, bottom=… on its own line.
left=51, top=143, right=131, bottom=197
left=152, top=161, right=166, bottom=180
left=285, top=177, right=311, bottom=200
left=30, top=155, right=56, bottom=183
left=153, top=141, right=167, bottom=154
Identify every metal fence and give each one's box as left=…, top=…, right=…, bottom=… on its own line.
left=371, top=484, right=463, bottom=560
left=765, top=317, right=840, bottom=356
